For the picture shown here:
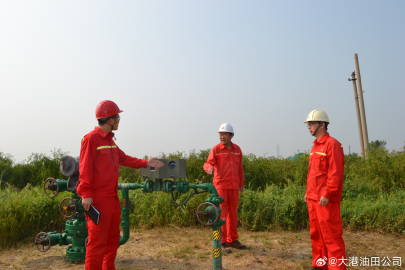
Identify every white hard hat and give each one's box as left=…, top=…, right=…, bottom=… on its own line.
left=218, top=123, right=234, bottom=134
left=305, top=109, right=330, bottom=123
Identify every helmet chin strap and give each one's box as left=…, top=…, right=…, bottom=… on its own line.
left=312, top=122, right=321, bottom=136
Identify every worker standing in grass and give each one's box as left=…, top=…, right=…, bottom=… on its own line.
left=203, top=123, right=247, bottom=249
left=77, top=100, right=164, bottom=270
left=304, top=109, right=346, bottom=270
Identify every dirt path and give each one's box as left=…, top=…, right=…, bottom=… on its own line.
left=1, top=228, right=404, bottom=269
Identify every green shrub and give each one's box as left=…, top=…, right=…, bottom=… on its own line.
left=0, top=151, right=64, bottom=189
left=342, top=191, right=405, bottom=233
left=239, top=185, right=307, bottom=231
left=0, top=185, right=63, bottom=248
left=127, top=191, right=206, bottom=228
left=1, top=185, right=405, bottom=249
left=1, top=147, right=405, bottom=249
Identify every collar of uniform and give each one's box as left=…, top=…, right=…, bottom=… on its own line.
left=94, top=126, right=114, bottom=139
left=314, top=132, right=330, bottom=145
left=218, top=142, right=235, bottom=150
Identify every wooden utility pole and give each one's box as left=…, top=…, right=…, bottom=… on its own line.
left=348, top=71, right=365, bottom=158
left=353, top=53, right=369, bottom=157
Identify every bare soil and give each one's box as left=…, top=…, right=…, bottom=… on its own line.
left=0, top=227, right=404, bottom=270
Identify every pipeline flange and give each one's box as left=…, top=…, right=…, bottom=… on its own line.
left=43, top=177, right=59, bottom=198
left=196, top=202, right=220, bottom=226
left=34, top=232, right=51, bottom=252
left=59, top=197, right=77, bottom=219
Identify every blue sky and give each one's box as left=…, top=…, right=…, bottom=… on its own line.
left=0, top=0, right=404, bottom=162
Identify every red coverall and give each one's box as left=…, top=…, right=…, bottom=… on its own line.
left=204, top=143, right=244, bottom=244
left=306, top=133, right=346, bottom=270
left=76, top=127, right=148, bottom=270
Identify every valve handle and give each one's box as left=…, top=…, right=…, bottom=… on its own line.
left=59, top=197, right=77, bottom=219
left=34, top=232, right=51, bottom=252
left=196, top=202, right=220, bottom=226
left=43, top=177, right=59, bottom=198
left=171, top=189, right=195, bottom=207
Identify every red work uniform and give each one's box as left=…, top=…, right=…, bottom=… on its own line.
left=306, top=133, right=346, bottom=270
left=76, top=127, right=148, bottom=270
left=204, top=143, right=244, bottom=244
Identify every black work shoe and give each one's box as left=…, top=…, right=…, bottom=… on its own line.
left=222, top=242, right=230, bottom=248
left=229, top=240, right=247, bottom=249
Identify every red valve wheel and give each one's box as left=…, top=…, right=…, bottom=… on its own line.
left=59, top=197, right=77, bottom=219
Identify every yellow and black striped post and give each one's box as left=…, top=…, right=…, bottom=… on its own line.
left=212, top=226, right=222, bottom=270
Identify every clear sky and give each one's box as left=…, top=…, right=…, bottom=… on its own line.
left=0, top=0, right=404, bottom=163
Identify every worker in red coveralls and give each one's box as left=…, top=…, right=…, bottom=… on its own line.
left=304, top=109, right=346, bottom=270
left=203, top=123, right=247, bottom=249
left=76, top=100, right=164, bottom=270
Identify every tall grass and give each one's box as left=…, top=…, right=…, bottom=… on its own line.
left=1, top=147, right=404, bottom=248
left=0, top=185, right=63, bottom=248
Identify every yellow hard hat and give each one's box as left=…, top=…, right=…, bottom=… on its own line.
left=304, top=109, right=330, bottom=123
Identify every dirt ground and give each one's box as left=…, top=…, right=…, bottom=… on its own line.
left=1, top=227, right=404, bottom=270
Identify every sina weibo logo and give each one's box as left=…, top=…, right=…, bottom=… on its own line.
left=316, top=257, right=328, bottom=267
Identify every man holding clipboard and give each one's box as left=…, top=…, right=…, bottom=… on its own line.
left=77, top=100, right=164, bottom=270
left=85, top=204, right=100, bottom=225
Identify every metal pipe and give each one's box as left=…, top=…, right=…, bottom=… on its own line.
left=118, top=183, right=144, bottom=190
left=119, top=188, right=130, bottom=245
left=117, top=183, right=145, bottom=245
left=190, top=183, right=223, bottom=270
left=190, top=183, right=219, bottom=197
left=211, top=226, right=223, bottom=270
left=354, top=53, right=369, bottom=157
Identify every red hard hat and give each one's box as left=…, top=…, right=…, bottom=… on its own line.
left=95, top=100, right=123, bottom=119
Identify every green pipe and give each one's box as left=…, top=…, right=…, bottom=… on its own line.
left=47, top=232, right=67, bottom=246
left=118, top=182, right=144, bottom=190
left=190, top=183, right=224, bottom=270
left=119, top=188, right=130, bottom=245
left=117, top=184, right=144, bottom=245
left=46, top=179, right=68, bottom=194
left=117, top=182, right=224, bottom=268
left=190, top=183, right=219, bottom=197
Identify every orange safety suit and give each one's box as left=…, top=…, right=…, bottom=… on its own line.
left=306, top=133, right=346, bottom=270
left=204, top=142, right=244, bottom=244
left=77, top=127, right=148, bottom=270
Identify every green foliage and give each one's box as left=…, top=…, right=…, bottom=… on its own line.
left=243, top=154, right=308, bottom=190
left=239, top=185, right=307, bottom=231
left=0, top=153, right=13, bottom=189
left=1, top=185, right=405, bottom=249
left=119, top=166, right=143, bottom=183
left=342, top=191, right=405, bottom=233
left=184, top=150, right=211, bottom=184
left=3, top=146, right=405, bottom=194
left=344, top=149, right=405, bottom=194
left=0, top=185, right=63, bottom=248
left=126, top=191, right=207, bottom=228
left=0, top=150, right=65, bottom=189
left=368, top=140, right=387, bottom=151
left=1, top=145, right=405, bottom=248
